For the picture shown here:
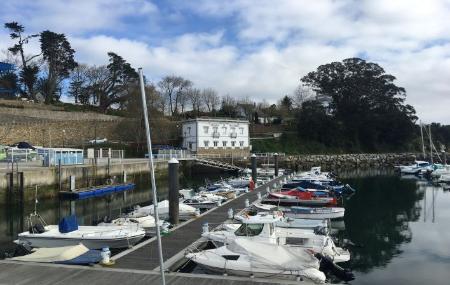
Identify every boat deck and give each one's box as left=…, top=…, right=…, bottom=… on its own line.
left=114, top=175, right=285, bottom=270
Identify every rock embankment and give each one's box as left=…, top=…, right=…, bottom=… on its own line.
left=284, top=153, right=418, bottom=170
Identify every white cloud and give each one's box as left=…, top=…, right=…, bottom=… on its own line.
left=1, top=0, right=450, bottom=122
left=0, top=0, right=157, bottom=34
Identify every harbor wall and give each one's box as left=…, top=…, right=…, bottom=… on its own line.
left=0, top=160, right=168, bottom=192
left=283, top=153, right=418, bottom=170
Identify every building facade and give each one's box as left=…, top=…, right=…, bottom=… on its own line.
left=181, top=118, right=250, bottom=156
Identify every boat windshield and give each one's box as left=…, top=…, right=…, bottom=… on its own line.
left=234, top=223, right=264, bottom=236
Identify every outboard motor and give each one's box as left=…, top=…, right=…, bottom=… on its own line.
left=315, top=253, right=355, bottom=282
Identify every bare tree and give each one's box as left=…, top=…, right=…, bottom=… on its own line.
left=237, top=96, right=255, bottom=121
left=157, top=75, right=192, bottom=116
left=202, top=88, right=220, bottom=112
left=293, top=85, right=315, bottom=108
left=187, top=87, right=202, bottom=115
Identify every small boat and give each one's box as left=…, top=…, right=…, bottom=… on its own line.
left=98, top=215, right=170, bottom=236
left=202, top=213, right=349, bottom=263
left=237, top=209, right=329, bottom=230
left=399, top=161, right=432, bottom=175
left=186, top=238, right=326, bottom=283
left=283, top=206, right=345, bottom=220
left=9, top=244, right=102, bottom=265
left=16, top=214, right=145, bottom=249
left=130, top=200, right=199, bottom=221
left=262, top=192, right=337, bottom=207
left=227, top=177, right=251, bottom=188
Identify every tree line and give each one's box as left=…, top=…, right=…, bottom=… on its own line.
left=1, top=22, right=448, bottom=152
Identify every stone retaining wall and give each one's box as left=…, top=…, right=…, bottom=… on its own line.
left=283, top=153, right=418, bottom=170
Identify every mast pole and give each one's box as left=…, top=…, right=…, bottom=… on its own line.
left=429, top=124, right=433, bottom=164
left=138, top=68, right=166, bottom=285
left=420, top=121, right=425, bottom=160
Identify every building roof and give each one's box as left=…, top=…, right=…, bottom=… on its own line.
left=182, top=117, right=249, bottom=124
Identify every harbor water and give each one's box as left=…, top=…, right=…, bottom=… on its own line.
left=1, top=169, right=450, bottom=284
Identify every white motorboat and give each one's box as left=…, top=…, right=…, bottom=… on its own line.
left=130, top=200, right=199, bottom=221
left=186, top=238, right=326, bottom=283
left=236, top=210, right=329, bottom=229
left=98, top=215, right=170, bottom=236
left=227, top=177, right=251, bottom=188
left=181, top=193, right=226, bottom=209
left=16, top=214, right=145, bottom=249
left=282, top=206, right=345, bottom=220
left=432, top=165, right=450, bottom=178
left=399, top=161, right=432, bottom=175
left=202, top=212, right=349, bottom=263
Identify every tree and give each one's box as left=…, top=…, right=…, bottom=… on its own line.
left=157, top=75, right=192, bottom=116
left=293, top=85, right=315, bottom=108
left=219, top=94, right=238, bottom=117
left=68, top=64, right=90, bottom=104
left=40, top=30, right=77, bottom=103
left=96, top=52, right=138, bottom=112
left=187, top=87, right=203, bottom=115
left=202, top=88, right=220, bottom=112
left=4, top=22, right=40, bottom=99
left=301, top=57, right=416, bottom=151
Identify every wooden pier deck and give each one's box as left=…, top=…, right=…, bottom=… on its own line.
left=114, top=175, right=285, bottom=270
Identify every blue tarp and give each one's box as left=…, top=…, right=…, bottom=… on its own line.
left=58, top=215, right=79, bottom=233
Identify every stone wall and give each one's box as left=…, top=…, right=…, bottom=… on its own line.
left=196, top=147, right=251, bottom=157
left=0, top=120, right=123, bottom=146
left=283, top=153, right=418, bottom=170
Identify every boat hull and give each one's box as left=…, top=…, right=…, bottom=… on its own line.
left=16, top=234, right=144, bottom=249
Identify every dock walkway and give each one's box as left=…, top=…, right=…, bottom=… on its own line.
left=114, top=175, right=285, bottom=270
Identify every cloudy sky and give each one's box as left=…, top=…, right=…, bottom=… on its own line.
left=1, top=0, right=450, bottom=123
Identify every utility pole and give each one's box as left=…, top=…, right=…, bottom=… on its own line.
left=138, top=68, right=166, bottom=285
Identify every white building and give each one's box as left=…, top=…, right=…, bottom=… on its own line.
left=181, top=118, right=250, bottom=155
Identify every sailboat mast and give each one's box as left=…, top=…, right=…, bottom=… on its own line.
left=138, top=68, right=166, bottom=285
left=420, top=121, right=426, bottom=160
left=429, top=124, right=433, bottom=164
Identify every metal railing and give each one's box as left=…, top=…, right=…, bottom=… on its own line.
left=212, top=132, right=220, bottom=138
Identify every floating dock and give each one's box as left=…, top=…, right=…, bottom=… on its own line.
left=59, top=183, right=135, bottom=200
left=0, top=175, right=291, bottom=285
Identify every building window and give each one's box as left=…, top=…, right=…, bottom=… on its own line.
left=213, top=141, right=218, bottom=147
left=239, top=141, right=244, bottom=147
left=213, top=126, right=218, bottom=133
left=239, top=127, right=244, bottom=135
left=187, top=127, right=191, bottom=135
left=222, top=127, right=227, bottom=134
left=231, top=141, right=236, bottom=147
left=188, top=142, right=193, bottom=149
left=222, top=141, right=227, bottom=147
left=204, top=141, right=209, bottom=147
left=203, top=126, right=209, bottom=133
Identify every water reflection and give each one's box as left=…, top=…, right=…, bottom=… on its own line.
left=0, top=171, right=231, bottom=255
left=341, top=176, right=423, bottom=273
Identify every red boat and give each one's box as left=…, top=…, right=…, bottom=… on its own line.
left=264, top=192, right=337, bottom=207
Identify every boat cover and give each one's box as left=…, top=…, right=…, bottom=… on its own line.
left=227, top=238, right=320, bottom=271
left=59, top=215, right=79, bottom=233
left=10, top=244, right=89, bottom=263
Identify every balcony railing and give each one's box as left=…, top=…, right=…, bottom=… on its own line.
left=229, top=132, right=237, bottom=138
left=212, top=132, right=220, bottom=138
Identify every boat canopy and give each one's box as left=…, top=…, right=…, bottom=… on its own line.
left=227, top=238, right=319, bottom=271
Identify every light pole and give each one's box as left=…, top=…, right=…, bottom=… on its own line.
left=62, top=129, right=66, bottom=148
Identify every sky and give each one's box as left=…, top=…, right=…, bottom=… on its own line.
left=1, top=0, right=450, bottom=123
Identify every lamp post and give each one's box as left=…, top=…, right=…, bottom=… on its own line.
left=62, top=129, right=66, bottom=148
